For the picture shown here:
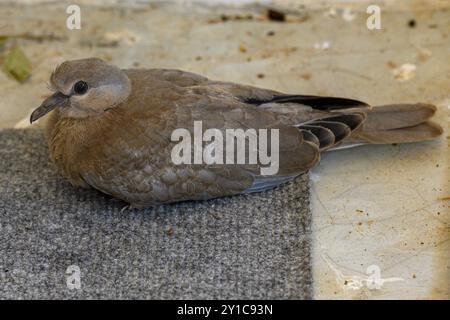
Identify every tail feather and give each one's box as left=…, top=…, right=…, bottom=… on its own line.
left=298, top=113, right=366, bottom=150
left=350, top=121, right=443, bottom=144
left=362, top=103, right=437, bottom=130
left=281, top=100, right=442, bottom=151
left=300, top=125, right=335, bottom=149
left=345, top=103, right=443, bottom=145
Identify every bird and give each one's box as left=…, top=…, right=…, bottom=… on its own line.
left=30, top=58, right=443, bottom=207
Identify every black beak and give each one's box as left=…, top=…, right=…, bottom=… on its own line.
left=30, top=92, right=68, bottom=123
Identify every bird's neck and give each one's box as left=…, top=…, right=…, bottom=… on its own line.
left=46, top=110, right=120, bottom=187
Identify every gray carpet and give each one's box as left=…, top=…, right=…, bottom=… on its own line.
left=0, top=129, right=312, bottom=299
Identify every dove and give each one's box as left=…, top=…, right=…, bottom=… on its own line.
left=30, top=58, right=443, bottom=207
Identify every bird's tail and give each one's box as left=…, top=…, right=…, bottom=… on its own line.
left=336, top=103, right=443, bottom=148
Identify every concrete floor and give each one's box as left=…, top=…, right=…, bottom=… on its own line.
left=0, top=1, right=448, bottom=299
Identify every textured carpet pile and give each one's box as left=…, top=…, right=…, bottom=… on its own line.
left=0, top=129, right=312, bottom=299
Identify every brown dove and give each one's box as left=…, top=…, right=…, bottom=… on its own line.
left=30, top=58, right=443, bottom=207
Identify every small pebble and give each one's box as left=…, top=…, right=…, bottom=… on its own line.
left=267, top=9, right=285, bottom=22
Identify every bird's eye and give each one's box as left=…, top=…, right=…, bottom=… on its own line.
left=73, top=81, right=89, bottom=95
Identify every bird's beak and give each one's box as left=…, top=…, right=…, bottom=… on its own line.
left=30, top=92, right=68, bottom=123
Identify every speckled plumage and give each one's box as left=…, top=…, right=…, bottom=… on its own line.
left=31, top=58, right=442, bottom=207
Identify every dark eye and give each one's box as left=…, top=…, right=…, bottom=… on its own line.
left=73, top=81, right=89, bottom=95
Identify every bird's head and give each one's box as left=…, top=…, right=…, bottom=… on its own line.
left=30, top=58, right=131, bottom=123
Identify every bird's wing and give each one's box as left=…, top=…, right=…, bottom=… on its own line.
left=187, top=80, right=371, bottom=151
